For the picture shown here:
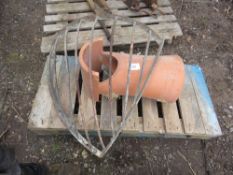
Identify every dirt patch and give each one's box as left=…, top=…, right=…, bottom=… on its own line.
left=0, top=0, right=233, bottom=174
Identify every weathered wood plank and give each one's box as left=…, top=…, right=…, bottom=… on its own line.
left=47, top=0, right=170, bottom=7
left=163, top=102, right=183, bottom=134
left=100, top=96, right=117, bottom=130
left=29, top=56, right=75, bottom=129
left=49, top=56, right=77, bottom=128
left=48, top=0, right=83, bottom=2
left=28, top=86, right=53, bottom=129
left=41, top=22, right=182, bottom=53
left=122, top=97, right=141, bottom=131
left=78, top=85, right=96, bottom=129
left=28, top=58, right=55, bottom=129
left=142, top=98, right=164, bottom=133
left=44, top=7, right=173, bottom=23
left=188, top=65, right=222, bottom=137
left=179, top=67, right=206, bottom=135
left=46, top=1, right=122, bottom=14
left=44, top=15, right=177, bottom=33
left=46, top=0, right=170, bottom=14
left=45, top=12, right=94, bottom=23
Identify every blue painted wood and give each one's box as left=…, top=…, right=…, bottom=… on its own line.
left=187, top=65, right=222, bottom=137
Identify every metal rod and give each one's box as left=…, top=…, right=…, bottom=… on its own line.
left=133, top=30, right=151, bottom=104
left=109, top=17, right=117, bottom=136
left=64, top=28, right=73, bottom=117
left=135, top=40, right=165, bottom=105
left=123, top=21, right=136, bottom=119
left=74, top=22, right=82, bottom=108
left=88, top=17, right=106, bottom=149
left=52, top=36, right=60, bottom=99
left=74, top=20, right=92, bottom=145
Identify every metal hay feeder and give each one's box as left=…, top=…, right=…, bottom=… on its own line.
left=48, top=14, right=167, bottom=157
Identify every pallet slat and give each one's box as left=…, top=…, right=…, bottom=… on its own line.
left=179, top=67, right=206, bottom=136
left=122, top=97, right=141, bottom=131
left=49, top=56, right=77, bottom=128
left=48, top=0, right=84, bottom=3
left=100, top=96, right=117, bottom=130
left=162, top=102, right=183, bottom=135
left=142, top=99, right=164, bottom=133
left=188, top=66, right=222, bottom=137
left=44, top=7, right=173, bottom=23
left=44, top=15, right=177, bottom=33
left=29, top=56, right=75, bottom=129
left=47, top=0, right=170, bottom=5
left=46, top=1, right=125, bottom=14
left=79, top=86, right=96, bottom=129
left=41, top=22, right=182, bottom=53
left=46, top=0, right=170, bottom=13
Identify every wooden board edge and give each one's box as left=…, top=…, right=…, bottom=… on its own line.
left=188, top=65, right=222, bottom=137
left=28, top=56, right=75, bottom=131
left=28, top=58, right=52, bottom=129
left=41, top=22, right=183, bottom=53
left=28, top=126, right=214, bottom=139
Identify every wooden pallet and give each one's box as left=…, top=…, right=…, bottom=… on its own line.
left=41, top=0, right=183, bottom=53
left=28, top=56, right=222, bottom=139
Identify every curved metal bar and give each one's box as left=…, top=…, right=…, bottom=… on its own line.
left=123, top=21, right=136, bottom=119
left=109, top=16, right=117, bottom=137
left=133, top=30, right=151, bottom=104
left=64, top=28, right=73, bottom=117
left=74, top=20, right=92, bottom=146
left=87, top=17, right=106, bottom=149
left=48, top=34, right=103, bottom=157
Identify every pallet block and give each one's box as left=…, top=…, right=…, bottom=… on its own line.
left=41, top=0, right=183, bottom=53
left=28, top=56, right=222, bottom=139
